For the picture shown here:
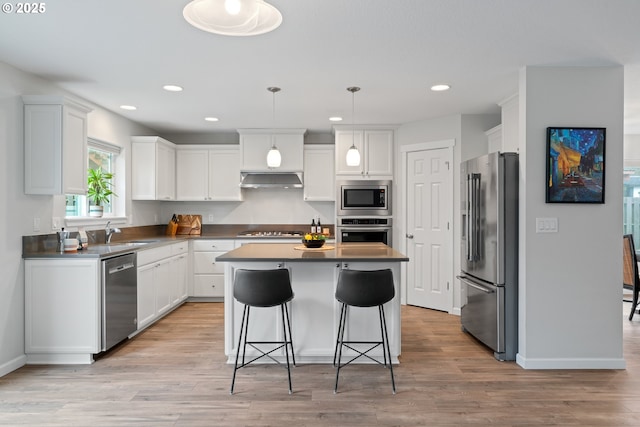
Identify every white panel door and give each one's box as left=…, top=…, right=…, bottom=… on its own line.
left=406, top=148, right=453, bottom=311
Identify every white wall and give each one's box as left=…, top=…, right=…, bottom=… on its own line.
left=396, top=114, right=499, bottom=312
left=518, top=66, right=624, bottom=368
left=0, top=61, right=155, bottom=376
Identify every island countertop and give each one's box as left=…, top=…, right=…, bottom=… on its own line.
left=216, top=242, right=409, bottom=262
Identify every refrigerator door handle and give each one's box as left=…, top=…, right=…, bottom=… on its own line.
left=465, top=174, right=472, bottom=261
left=468, top=173, right=481, bottom=262
left=458, top=275, right=495, bottom=294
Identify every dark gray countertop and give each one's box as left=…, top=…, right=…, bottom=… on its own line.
left=21, top=223, right=337, bottom=259
left=216, top=243, right=409, bottom=262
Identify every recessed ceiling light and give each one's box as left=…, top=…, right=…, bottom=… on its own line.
left=120, top=105, right=137, bottom=110
left=329, top=116, right=343, bottom=122
left=163, top=84, right=183, bottom=92
left=431, top=84, right=451, bottom=92
left=204, top=117, right=219, bottom=122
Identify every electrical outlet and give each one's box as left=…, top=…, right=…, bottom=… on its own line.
left=208, top=214, right=214, bottom=222
left=33, top=217, right=41, bottom=232
left=52, top=217, right=61, bottom=230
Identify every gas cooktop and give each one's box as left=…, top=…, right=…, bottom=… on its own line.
left=237, top=230, right=304, bottom=237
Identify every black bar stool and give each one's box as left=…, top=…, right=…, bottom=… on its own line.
left=230, top=268, right=295, bottom=394
left=333, top=268, right=396, bottom=394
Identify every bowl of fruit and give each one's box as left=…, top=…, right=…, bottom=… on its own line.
left=302, top=233, right=326, bottom=248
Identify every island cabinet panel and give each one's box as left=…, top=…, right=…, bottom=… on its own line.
left=24, top=259, right=101, bottom=364
left=222, top=259, right=401, bottom=363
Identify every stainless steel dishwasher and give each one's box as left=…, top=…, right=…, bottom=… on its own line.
left=101, top=252, right=137, bottom=351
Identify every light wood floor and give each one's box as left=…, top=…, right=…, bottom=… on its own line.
left=1, top=302, right=640, bottom=426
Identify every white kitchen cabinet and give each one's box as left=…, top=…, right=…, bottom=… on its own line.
left=334, top=127, right=394, bottom=178
left=131, top=136, right=176, bottom=200
left=23, top=95, right=92, bottom=195
left=24, top=258, right=101, bottom=364
left=499, top=94, right=519, bottom=153
left=176, top=145, right=242, bottom=201
left=137, top=243, right=185, bottom=330
left=170, top=241, right=189, bottom=306
left=303, top=145, right=335, bottom=201
left=191, top=239, right=237, bottom=298
left=486, top=124, right=502, bottom=153
left=238, top=129, right=306, bottom=172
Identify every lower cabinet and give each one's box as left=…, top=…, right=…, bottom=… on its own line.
left=191, top=239, right=237, bottom=298
left=137, top=242, right=188, bottom=330
left=24, top=258, right=101, bottom=364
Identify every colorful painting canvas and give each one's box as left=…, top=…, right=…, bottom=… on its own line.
left=546, top=127, right=605, bottom=203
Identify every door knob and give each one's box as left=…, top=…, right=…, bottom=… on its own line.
left=406, top=234, right=414, bottom=239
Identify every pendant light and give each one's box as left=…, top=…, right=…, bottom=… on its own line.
left=345, top=86, right=361, bottom=167
left=183, top=0, right=283, bottom=37
left=266, top=87, right=282, bottom=168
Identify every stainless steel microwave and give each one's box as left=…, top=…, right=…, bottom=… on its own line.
left=337, top=180, right=391, bottom=216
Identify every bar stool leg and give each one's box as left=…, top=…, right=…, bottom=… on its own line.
left=283, top=303, right=296, bottom=366
left=334, top=303, right=348, bottom=393
left=280, top=303, right=293, bottom=394
left=230, top=304, right=249, bottom=395
left=333, top=303, right=347, bottom=367
left=379, top=305, right=396, bottom=394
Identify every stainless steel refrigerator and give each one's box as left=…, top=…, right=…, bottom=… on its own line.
left=458, top=151, right=518, bottom=361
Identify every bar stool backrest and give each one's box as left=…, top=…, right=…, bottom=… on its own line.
left=234, top=269, right=294, bottom=307
left=335, top=269, right=395, bottom=307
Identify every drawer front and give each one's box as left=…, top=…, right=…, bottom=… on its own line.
left=137, top=245, right=172, bottom=266
left=192, top=240, right=235, bottom=252
left=171, top=241, right=188, bottom=255
left=193, top=251, right=226, bottom=274
left=193, top=275, right=225, bottom=297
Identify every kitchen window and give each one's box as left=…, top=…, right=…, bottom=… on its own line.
left=65, top=138, right=122, bottom=218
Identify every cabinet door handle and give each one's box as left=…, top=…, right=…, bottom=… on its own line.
left=343, top=263, right=349, bottom=269
left=277, top=263, right=283, bottom=269
left=406, top=234, right=414, bottom=239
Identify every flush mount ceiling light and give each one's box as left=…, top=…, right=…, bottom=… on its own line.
left=183, top=0, right=283, bottom=36
left=266, top=87, right=282, bottom=168
left=163, top=84, right=183, bottom=92
left=431, top=84, right=451, bottom=92
left=346, top=86, right=361, bottom=167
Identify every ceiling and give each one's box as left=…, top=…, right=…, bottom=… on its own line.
left=1, top=0, right=640, bottom=136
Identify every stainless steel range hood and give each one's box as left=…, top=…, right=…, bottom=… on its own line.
left=240, top=172, right=303, bottom=189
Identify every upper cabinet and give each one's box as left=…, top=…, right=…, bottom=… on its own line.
left=499, top=94, right=519, bottom=154
left=131, top=136, right=176, bottom=201
left=176, top=145, right=242, bottom=201
left=238, top=129, right=306, bottom=172
left=334, top=126, right=394, bottom=179
left=487, top=94, right=520, bottom=154
left=23, top=95, right=92, bottom=195
left=303, top=145, right=335, bottom=201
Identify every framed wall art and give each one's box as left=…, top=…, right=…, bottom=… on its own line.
left=546, top=127, right=606, bottom=203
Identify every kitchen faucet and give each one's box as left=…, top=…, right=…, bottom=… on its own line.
left=105, top=221, right=121, bottom=243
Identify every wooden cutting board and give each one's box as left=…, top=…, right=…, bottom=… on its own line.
left=176, top=214, right=202, bottom=235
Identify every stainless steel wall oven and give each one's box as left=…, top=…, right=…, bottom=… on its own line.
left=336, top=217, right=392, bottom=247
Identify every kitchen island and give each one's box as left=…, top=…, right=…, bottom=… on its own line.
left=216, top=243, right=409, bottom=364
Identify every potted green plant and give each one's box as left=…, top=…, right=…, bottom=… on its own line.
left=87, top=168, right=116, bottom=218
